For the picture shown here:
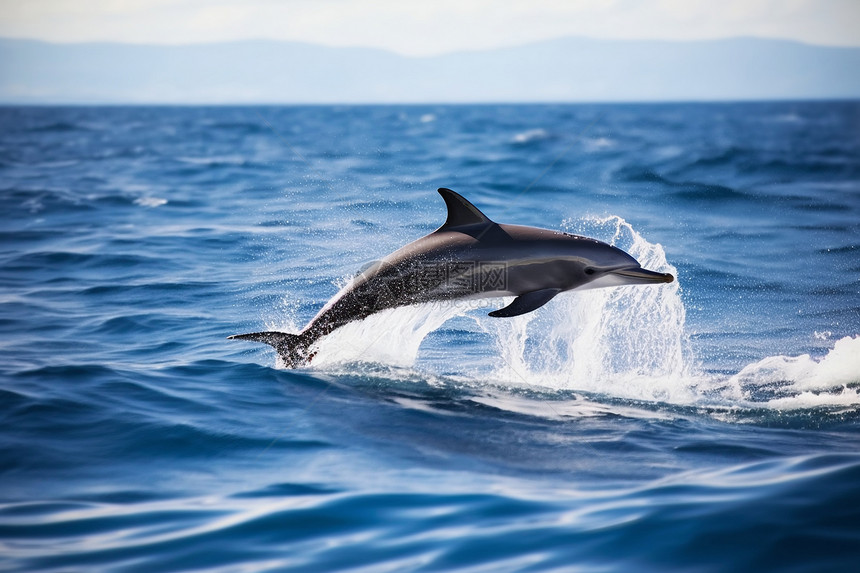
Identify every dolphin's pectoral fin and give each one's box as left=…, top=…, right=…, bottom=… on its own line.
left=488, top=288, right=561, bottom=318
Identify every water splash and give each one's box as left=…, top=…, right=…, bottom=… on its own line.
left=311, top=302, right=466, bottom=368
left=475, top=215, right=698, bottom=403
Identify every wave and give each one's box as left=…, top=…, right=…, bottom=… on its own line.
left=1, top=187, right=97, bottom=215
left=133, top=196, right=168, bottom=207
left=615, top=166, right=754, bottom=202
left=0, top=186, right=175, bottom=217
left=27, top=121, right=91, bottom=133
left=175, top=155, right=250, bottom=167
left=3, top=452, right=858, bottom=572
left=668, top=183, right=751, bottom=202
left=582, top=136, right=615, bottom=151
left=510, top=128, right=550, bottom=144
left=204, top=120, right=268, bottom=134
left=681, top=145, right=750, bottom=169
left=5, top=250, right=161, bottom=272
left=729, top=336, right=860, bottom=409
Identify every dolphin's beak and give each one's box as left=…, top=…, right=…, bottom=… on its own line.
left=608, top=266, right=674, bottom=284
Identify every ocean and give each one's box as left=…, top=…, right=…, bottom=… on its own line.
left=1, top=102, right=859, bottom=572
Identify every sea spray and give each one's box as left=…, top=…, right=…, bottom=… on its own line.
left=476, top=215, right=699, bottom=402
left=310, top=301, right=467, bottom=368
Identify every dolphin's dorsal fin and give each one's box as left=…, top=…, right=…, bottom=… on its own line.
left=437, top=188, right=494, bottom=229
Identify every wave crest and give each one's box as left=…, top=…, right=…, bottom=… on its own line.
left=729, top=336, right=860, bottom=409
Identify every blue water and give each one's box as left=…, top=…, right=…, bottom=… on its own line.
left=1, top=103, right=859, bottom=572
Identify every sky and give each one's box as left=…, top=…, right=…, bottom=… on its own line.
left=0, top=0, right=858, bottom=56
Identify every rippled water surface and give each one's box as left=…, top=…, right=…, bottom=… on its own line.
left=1, top=103, right=859, bottom=572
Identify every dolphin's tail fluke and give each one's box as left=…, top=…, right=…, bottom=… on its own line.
left=228, top=331, right=313, bottom=368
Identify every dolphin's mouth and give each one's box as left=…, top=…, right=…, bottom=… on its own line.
left=608, top=266, right=675, bottom=283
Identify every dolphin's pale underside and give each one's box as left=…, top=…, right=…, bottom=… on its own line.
left=230, top=188, right=674, bottom=367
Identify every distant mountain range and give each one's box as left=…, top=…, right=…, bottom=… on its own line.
left=1, top=36, right=858, bottom=104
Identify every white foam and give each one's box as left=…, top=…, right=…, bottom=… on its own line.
left=583, top=137, right=615, bottom=151
left=134, top=197, right=167, bottom=207
left=727, top=336, right=860, bottom=409
left=511, top=128, right=549, bottom=144
left=764, top=387, right=860, bottom=410
left=731, top=336, right=860, bottom=392
left=177, top=155, right=246, bottom=166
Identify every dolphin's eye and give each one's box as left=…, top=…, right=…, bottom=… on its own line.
left=584, top=267, right=596, bottom=275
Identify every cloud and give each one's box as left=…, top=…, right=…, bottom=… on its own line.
left=0, top=0, right=857, bottom=54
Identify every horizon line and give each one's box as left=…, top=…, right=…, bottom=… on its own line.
left=3, top=97, right=859, bottom=108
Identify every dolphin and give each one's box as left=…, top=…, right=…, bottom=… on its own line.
left=230, top=188, right=673, bottom=367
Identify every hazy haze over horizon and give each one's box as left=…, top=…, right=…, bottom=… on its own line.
left=0, top=0, right=858, bottom=57
left=2, top=35, right=859, bottom=104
